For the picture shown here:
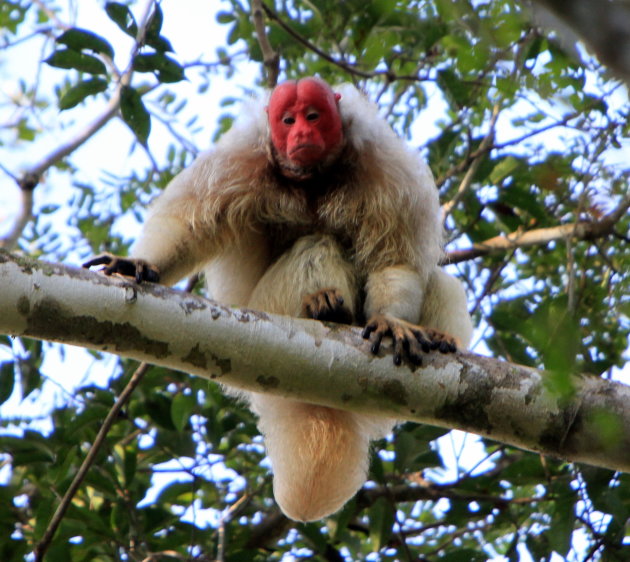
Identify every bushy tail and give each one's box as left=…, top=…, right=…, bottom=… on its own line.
left=250, top=393, right=393, bottom=522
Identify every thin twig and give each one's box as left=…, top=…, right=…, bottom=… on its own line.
left=217, top=493, right=251, bottom=561
left=261, top=2, right=427, bottom=82
left=33, top=362, right=150, bottom=561
left=442, top=104, right=500, bottom=220
left=435, top=109, right=583, bottom=188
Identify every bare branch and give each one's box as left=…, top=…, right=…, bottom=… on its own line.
left=33, top=363, right=150, bottom=561
left=0, top=174, right=37, bottom=250
left=358, top=481, right=542, bottom=510
left=0, top=0, right=162, bottom=251
left=1, top=252, right=630, bottom=474
left=443, top=196, right=630, bottom=265
left=251, top=0, right=280, bottom=88
left=442, top=105, right=500, bottom=220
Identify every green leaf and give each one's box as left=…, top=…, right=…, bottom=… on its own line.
left=0, top=432, right=56, bottom=465
left=489, top=156, right=522, bottom=184
left=123, top=447, right=137, bottom=486
left=368, top=497, right=395, bottom=552
left=155, top=481, right=195, bottom=506
left=145, top=4, right=172, bottom=52
left=216, top=11, right=235, bottom=24
left=105, top=2, right=138, bottom=38
left=132, top=53, right=185, bottom=83
left=437, top=68, right=474, bottom=108
left=299, top=522, right=329, bottom=553
left=394, top=430, right=414, bottom=472
left=440, top=550, right=488, bottom=562
left=146, top=4, right=163, bottom=37
left=56, top=28, right=114, bottom=58
left=34, top=497, right=55, bottom=540
left=45, top=48, right=107, bottom=74
left=171, top=392, right=194, bottom=432
left=549, top=494, right=574, bottom=556
left=19, top=360, right=41, bottom=398
left=0, top=361, right=15, bottom=405
left=59, top=78, right=108, bottom=110
left=120, top=85, right=150, bottom=145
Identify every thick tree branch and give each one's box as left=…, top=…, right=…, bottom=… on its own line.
left=443, top=197, right=630, bottom=265
left=1, top=252, right=629, bottom=474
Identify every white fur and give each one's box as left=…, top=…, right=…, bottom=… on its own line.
left=129, top=82, right=472, bottom=521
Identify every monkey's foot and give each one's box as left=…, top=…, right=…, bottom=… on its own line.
left=362, top=314, right=457, bottom=366
left=83, top=253, right=160, bottom=284
left=302, top=288, right=353, bottom=325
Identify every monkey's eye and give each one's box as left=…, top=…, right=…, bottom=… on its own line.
left=283, top=116, right=296, bottom=125
left=306, top=112, right=319, bottom=121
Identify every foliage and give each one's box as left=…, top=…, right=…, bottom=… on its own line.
left=0, top=0, right=628, bottom=560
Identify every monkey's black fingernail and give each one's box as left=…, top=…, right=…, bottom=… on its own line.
left=362, top=326, right=374, bottom=339
left=393, top=353, right=401, bottom=366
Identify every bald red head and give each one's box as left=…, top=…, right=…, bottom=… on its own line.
left=267, top=78, right=343, bottom=174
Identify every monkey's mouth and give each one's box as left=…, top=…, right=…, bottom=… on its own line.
left=289, top=143, right=324, bottom=165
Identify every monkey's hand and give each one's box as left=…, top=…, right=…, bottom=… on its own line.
left=83, top=253, right=160, bottom=284
left=362, top=314, right=457, bottom=366
left=302, top=288, right=354, bottom=325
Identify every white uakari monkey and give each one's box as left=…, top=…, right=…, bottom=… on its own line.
left=85, top=77, right=473, bottom=521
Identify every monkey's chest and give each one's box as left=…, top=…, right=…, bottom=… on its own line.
left=266, top=219, right=354, bottom=265
left=261, top=179, right=359, bottom=263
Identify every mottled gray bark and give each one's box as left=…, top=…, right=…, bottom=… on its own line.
left=1, top=251, right=629, bottom=473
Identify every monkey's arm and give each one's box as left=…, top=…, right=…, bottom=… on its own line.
left=84, top=157, right=221, bottom=286
left=362, top=266, right=457, bottom=365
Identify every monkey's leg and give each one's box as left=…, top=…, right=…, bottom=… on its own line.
left=247, top=234, right=393, bottom=521
left=418, top=268, right=474, bottom=349
left=248, top=234, right=357, bottom=319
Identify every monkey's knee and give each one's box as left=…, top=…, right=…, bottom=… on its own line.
left=418, top=269, right=473, bottom=349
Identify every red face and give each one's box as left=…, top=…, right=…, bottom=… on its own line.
left=267, top=78, right=343, bottom=170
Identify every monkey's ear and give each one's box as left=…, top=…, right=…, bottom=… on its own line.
left=334, top=93, right=342, bottom=104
